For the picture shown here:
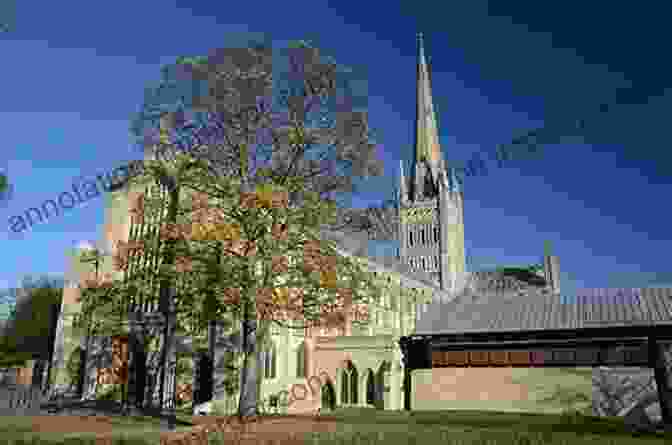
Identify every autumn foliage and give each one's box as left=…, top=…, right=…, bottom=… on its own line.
left=78, top=174, right=372, bottom=333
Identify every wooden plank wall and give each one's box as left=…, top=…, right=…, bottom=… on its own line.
left=432, top=345, right=649, bottom=367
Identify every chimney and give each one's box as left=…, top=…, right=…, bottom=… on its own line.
left=544, top=255, right=561, bottom=293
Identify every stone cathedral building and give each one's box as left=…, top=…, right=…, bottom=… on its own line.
left=50, top=36, right=565, bottom=415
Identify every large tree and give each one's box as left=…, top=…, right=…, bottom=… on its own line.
left=113, top=40, right=389, bottom=421
left=76, top=152, right=379, bottom=422
left=129, top=40, right=386, bottom=234
left=0, top=275, right=63, bottom=388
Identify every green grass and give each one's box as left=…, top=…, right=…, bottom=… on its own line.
left=0, top=413, right=196, bottom=444
left=0, top=408, right=667, bottom=444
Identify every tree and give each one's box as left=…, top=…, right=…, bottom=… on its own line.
left=119, top=41, right=393, bottom=419
left=129, top=41, right=385, bottom=234
left=76, top=149, right=381, bottom=422
left=0, top=276, right=63, bottom=388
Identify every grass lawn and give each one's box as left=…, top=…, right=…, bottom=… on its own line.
left=0, top=407, right=667, bottom=444
left=0, top=412, right=196, bottom=444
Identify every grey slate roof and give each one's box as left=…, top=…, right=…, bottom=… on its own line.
left=319, top=230, right=550, bottom=308
left=415, top=287, right=672, bottom=334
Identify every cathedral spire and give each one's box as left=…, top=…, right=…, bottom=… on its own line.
left=410, top=33, right=446, bottom=201
left=414, top=33, right=443, bottom=166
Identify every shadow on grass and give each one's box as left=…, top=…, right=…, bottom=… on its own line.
left=321, top=407, right=669, bottom=440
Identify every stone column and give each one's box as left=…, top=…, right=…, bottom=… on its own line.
left=359, top=371, right=366, bottom=407
left=334, top=368, right=342, bottom=407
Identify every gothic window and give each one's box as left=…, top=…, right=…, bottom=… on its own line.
left=366, top=370, right=375, bottom=405
left=296, top=342, right=306, bottom=378
left=340, top=361, right=358, bottom=405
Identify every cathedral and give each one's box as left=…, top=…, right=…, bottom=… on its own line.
left=50, top=35, right=563, bottom=415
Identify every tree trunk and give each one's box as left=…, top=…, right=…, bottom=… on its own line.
left=237, top=318, right=257, bottom=418
left=255, top=319, right=270, bottom=413
left=157, top=185, right=180, bottom=429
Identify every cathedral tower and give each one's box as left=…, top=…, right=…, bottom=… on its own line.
left=398, top=34, right=466, bottom=294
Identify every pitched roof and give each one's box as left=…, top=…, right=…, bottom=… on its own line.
left=415, top=287, right=672, bottom=335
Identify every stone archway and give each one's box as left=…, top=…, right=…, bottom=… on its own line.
left=321, top=380, right=336, bottom=411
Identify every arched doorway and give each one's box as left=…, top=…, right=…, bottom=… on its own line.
left=321, top=380, right=336, bottom=411
left=366, top=370, right=375, bottom=406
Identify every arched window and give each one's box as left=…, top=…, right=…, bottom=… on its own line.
left=434, top=226, right=439, bottom=242
left=366, top=369, right=375, bottom=405
left=341, top=361, right=358, bottom=405
left=409, top=231, right=414, bottom=246
left=296, top=342, right=305, bottom=378
left=264, top=342, right=277, bottom=379
left=421, top=227, right=426, bottom=244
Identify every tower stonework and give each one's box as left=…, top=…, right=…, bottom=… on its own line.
left=398, top=34, right=466, bottom=296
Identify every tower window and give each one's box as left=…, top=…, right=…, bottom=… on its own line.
left=421, top=228, right=426, bottom=245
left=434, top=227, right=439, bottom=242
left=409, top=231, right=413, bottom=247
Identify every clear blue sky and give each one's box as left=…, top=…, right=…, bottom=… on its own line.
left=1, top=1, right=671, bottom=299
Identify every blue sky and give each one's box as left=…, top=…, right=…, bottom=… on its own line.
left=1, top=1, right=671, bottom=299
